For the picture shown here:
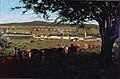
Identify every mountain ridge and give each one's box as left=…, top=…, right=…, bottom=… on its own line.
left=0, top=21, right=98, bottom=29
left=0, top=21, right=52, bottom=26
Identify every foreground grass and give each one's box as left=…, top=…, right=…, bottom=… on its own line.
left=0, top=53, right=119, bottom=79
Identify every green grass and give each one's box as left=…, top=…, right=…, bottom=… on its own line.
left=7, top=26, right=99, bottom=35
left=1, top=25, right=101, bottom=55
left=1, top=38, right=100, bottom=55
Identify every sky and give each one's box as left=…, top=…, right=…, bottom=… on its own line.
left=0, top=0, right=98, bottom=25
left=0, top=0, right=58, bottom=24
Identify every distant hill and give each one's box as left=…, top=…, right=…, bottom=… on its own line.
left=0, top=21, right=99, bottom=29
left=0, top=21, right=52, bottom=26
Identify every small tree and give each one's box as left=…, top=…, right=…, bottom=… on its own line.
left=0, top=35, right=10, bottom=51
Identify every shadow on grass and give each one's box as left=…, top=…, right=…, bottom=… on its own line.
left=0, top=52, right=119, bottom=79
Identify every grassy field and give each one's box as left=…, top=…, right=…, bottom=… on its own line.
left=1, top=25, right=101, bottom=55
left=10, top=38, right=101, bottom=49
left=8, top=25, right=99, bottom=35
left=1, top=38, right=100, bottom=56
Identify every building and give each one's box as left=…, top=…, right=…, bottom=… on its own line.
left=0, top=26, right=15, bottom=30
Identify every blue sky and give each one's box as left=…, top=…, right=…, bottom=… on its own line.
left=0, top=0, right=58, bottom=24
left=0, top=0, right=98, bottom=25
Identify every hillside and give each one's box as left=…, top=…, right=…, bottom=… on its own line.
left=0, top=21, right=52, bottom=26
left=0, top=21, right=99, bottom=29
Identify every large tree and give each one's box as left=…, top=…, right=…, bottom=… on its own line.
left=14, top=0, right=120, bottom=63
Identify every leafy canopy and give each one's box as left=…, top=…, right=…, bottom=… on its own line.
left=12, top=0, right=119, bottom=26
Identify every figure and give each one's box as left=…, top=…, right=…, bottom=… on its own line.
left=18, top=48, right=23, bottom=61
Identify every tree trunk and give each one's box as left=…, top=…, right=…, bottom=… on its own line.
left=100, top=38, right=115, bottom=64
left=99, top=20, right=117, bottom=65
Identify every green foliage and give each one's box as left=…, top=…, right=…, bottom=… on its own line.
left=0, top=37, right=9, bottom=49
left=14, top=0, right=119, bottom=26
